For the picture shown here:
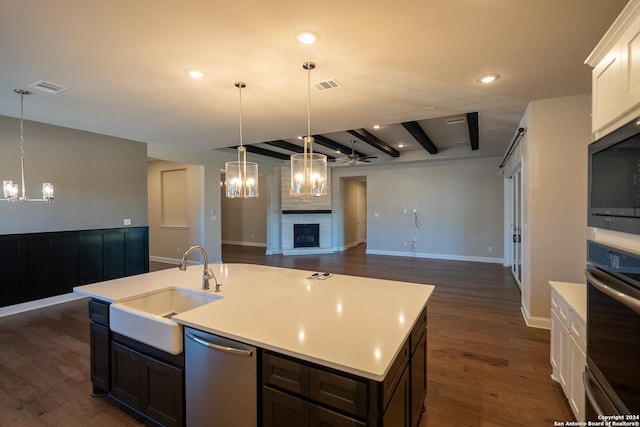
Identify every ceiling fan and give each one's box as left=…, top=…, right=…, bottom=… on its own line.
left=340, top=140, right=377, bottom=166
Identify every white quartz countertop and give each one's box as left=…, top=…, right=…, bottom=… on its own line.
left=75, top=263, right=435, bottom=381
left=549, top=281, right=587, bottom=322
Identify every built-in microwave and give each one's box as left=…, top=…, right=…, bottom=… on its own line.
left=588, top=116, right=640, bottom=235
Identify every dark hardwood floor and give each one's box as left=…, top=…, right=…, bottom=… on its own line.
left=0, top=244, right=573, bottom=426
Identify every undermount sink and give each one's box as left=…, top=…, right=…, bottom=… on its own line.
left=110, top=286, right=222, bottom=355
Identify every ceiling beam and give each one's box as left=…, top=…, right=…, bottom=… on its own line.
left=237, top=145, right=290, bottom=160
left=400, top=121, right=438, bottom=155
left=263, top=140, right=304, bottom=153
left=240, top=144, right=336, bottom=161
left=313, top=134, right=366, bottom=158
left=347, top=129, right=400, bottom=157
left=466, top=112, right=479, bottom=151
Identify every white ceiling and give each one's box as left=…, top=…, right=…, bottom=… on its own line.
left=0, top=0, right=628, bottom=163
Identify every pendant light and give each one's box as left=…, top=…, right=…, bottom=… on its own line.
left=225, top=82, right=258, bottom=198
left=2, top=89, right=54, bottom=203
left=290, top=62, right=328, bottom=197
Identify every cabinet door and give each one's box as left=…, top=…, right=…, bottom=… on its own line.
left=550, top=310, right=561, bottom=380
left=263, top=386, right=310, bottom=427
left=111, top=342, right=146, bottom=410
left=383, top=367, right=410, bottom=427
left=621, top=14, right=640, bottom=114
left=146, top=356, right=184, bottom=427
left=568, top=337, right=586, bottom=422
left=90, top=322, right=110, bottom=394
left=592, top=43, right=623, bottom=131
left=410, top=331, right=427, bottom=427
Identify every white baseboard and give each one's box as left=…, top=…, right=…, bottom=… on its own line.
left=520, top=304, right=551, bottom=330
left=222, top=240, right=267, bottom=248
left=364, top=249, right=503, bottom=264
left=149, top=256, right=181, bottom=264
left=0, top=293, right=86, bottom=318
left=282, top=248, right=336, bottom=256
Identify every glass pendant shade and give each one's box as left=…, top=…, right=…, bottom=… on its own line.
left=290, top=137, right=327, bottom=197
left=224, top=81, right=258, bottom=199
left=3, top=181, right=18, bottom=200
left=289, top=62, right=328, bottom=197
left=42, top=183, right=54, bottom=200
left=225, top=147, right=259, bottom=198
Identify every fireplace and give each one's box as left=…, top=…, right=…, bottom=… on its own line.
left=294, top=224, right=320, bottom=248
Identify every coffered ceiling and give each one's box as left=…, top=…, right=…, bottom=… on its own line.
left=0, top=0, right=629, bottom=165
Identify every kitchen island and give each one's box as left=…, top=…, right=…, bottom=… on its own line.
left=74, top=263, right=435, bottom=426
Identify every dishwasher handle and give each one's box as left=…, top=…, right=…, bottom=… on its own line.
left=186, top=331, right=254, bottom=357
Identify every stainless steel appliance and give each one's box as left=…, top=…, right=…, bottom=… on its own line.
left=185, top=327, right=257, bottom=427
left=584, top=241, right=640, bottom=419
left=588, top=116, right=640, bottom=235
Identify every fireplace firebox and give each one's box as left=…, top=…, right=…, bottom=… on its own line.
left=294, top=224, right=320, bottom=248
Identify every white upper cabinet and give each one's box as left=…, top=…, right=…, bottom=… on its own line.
left=587, top=0, right=640, bottom=135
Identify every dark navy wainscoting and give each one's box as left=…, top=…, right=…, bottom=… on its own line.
left=0, top=227, right=149, bottom=307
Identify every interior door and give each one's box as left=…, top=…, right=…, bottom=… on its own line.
left=510, top=168, right=523, bottom=288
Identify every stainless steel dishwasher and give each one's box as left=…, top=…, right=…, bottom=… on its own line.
left=184, top=327, right=257, bottom=427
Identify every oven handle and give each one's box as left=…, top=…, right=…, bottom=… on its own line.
left=585, top=268, right=640, bottom=315
left=583, top=370, right=605, bottom=416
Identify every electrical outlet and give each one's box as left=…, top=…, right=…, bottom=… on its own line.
left=123, top=218, right=131, bottom=226
left=488, top=246, right=493, bottom=252
left=404, top=241, right=408, bottom=247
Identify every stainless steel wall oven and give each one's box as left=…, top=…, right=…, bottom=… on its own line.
left=584, top=240, right=640, bottom=419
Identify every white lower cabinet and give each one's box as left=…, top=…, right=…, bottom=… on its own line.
left=550, top=285, right=586, bottom=422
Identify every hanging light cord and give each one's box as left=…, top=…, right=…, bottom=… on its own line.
left=238, top=82, right=244, bottom=163
left=306, top=64, right=311, bottom=140
left=19, top=91, right=27, bottom=201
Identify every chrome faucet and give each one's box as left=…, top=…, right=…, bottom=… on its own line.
left=178, top=245, right=221, bottom=292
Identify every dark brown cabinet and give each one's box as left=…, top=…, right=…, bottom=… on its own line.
left=111, top=342, right=184, bottom=427
left=410, top=308, right=427, bottom=426
left=87, top=298, right=183, bottom=427
left=89, top=299, right=110, bottom=395
left=382, top=367, right=410, bottom=426
left=261, top=305, right=427, bottom=427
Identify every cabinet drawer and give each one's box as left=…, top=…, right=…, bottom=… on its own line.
left=309, top=368, right=368, bottom=418
left=569, top=310, right=586, bottom=353
left=89, top=299, right=110, bottom=325
left=410, top=306, right=427, bottom=355
left=310, top=403, right=366, bottom=427
left=551, top=290, right=570, bottom=328
left=263, top=352, right=310, bottom=396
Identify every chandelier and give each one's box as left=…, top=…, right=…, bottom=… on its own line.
left=2, top=89, right=54, bottom=203
left=225, top=82, right=258, bottom=198
left=290, top=62, right=327, bottom=197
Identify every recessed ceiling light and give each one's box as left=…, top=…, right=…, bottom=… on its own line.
left=187, top=69, right=205, bottom=79
left=397, top=143, right=405, bottom=148
left=477, top=74, right=499, bottom=84
left=296, top=31, right=317, bottom=45
left=372, top=125, right=381, bottom=129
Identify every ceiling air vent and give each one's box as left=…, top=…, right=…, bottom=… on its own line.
left=446, top=117, right=466, bottom=125
left=28, top=80, right=69, bottom=95
left=454, top=138, right=470, bottom=144
left=313, top=79, right=341, bottom=91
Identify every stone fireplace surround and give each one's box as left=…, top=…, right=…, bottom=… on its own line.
left=281, top=167, right=333, bottom=255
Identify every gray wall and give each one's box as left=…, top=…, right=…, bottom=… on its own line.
left=362, top=158, right=504, bottom=260
left=221, top=174, right=268, bottom=247
left=0, top=116, right=147, bottom=234
left=147, top=160, right=204, bottom=261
